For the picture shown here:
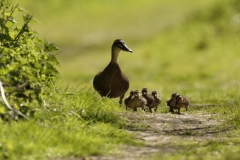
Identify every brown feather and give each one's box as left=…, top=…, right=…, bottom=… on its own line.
left=93, top=62, right=129, bottom=98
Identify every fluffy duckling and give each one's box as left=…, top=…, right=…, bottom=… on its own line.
left=175, top=94, right=190, bottom=114
left=150, top=91, right=161, bottom=113
left=125, top=90, right=146, bottom=111
left=141, top=88, right=154, bottom=111
left=167, top=92, right=189, bottom=114
left=167, top=92, right=178, bottom=113
left=124, top=90, right=135, bottom=110
left=93, top=39, right=132, bottom=105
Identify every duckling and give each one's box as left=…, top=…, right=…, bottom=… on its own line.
left=93, top=39, right=132, bottom=105
left=167, top=92, right=178, bottom=113
left=124, top=90, right=135, bottom=111
left=175, top=94, right=190, bottom=114
left=129, top=90, right=146, bottom=111
left=150, top=91, right=161, bottom=113
left=166, top=92, right=189, bottom=114
left=141, top=88, right=154, bottom=112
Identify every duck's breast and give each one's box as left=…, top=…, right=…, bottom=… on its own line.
left=93, top=62, right=129, bottom=98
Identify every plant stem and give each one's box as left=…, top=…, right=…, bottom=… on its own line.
left=0, top=81, right=29, bottom=120
left=13, top=15, right=33, bottom=44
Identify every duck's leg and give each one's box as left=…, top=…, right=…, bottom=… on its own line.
left=177, top=108, right=181, bottom=114
left=149, top=107, right=152, bottom=113
left=119, top=94, right=125, bottom=105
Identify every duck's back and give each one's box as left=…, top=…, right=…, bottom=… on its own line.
left=93, top=62, right=129, bottom=98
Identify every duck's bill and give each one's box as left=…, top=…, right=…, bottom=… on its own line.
left=122, top=44, right=133, bottom=52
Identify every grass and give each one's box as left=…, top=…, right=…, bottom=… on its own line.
left=153, top=137, right=240, bottom=160
left=2, top=0, right=240, bottom=159
left=0, top=85, right=142, bottom=159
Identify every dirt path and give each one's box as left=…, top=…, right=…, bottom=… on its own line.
left=88, top=112, right=223, bottom=160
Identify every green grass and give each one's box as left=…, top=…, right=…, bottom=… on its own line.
left=2, top=0, right=240, bottom=159
left=0, top=85, right=142, bottom=159
left=152, top=136, right=240, bottom=160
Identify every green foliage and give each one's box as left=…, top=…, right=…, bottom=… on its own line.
left=0, top=0, right=60, bottom=120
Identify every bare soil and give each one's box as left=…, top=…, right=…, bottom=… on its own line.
left=87, top=112, right=224, bottom=160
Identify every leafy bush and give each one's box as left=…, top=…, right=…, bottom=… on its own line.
left=0, top=0, right=60, bottom=120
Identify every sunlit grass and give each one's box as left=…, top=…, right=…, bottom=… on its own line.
left=0, top=84, right=142, bottom=159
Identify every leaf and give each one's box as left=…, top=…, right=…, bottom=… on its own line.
left=44, top=41, right=59, bottom=52
left=17, top=7, right=28, bottom=12
left=3, top=11, right=11, bottom=16
left=33, top=63, right=42, bottom=69
left=32, top=36, right=42, bottom=43
left=0, top=106, right=6, bottom=114
left=5, top=21, right=14, bottom=29
left=8, top=30, right=15, bottom=39
left=8, top=17, right=17, bottom=23
left=32, top=18, right=40, bottom=23
left=47, top=54, right=61, bottom=66
left=23, top=14, right=32, bottom=22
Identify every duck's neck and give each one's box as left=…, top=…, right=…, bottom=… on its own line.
left=111, top=47, right=121, bottom=63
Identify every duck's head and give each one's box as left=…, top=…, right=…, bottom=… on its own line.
left=112, top=39, right=132, bottom=53
left=152, top=91, right=158, bottom=97
left=141, top=88, right=148, bottom=95
left=134, top=90, right=140, bottom=97
left=176, top=95, right=183, bottom=103
left=129, top=90, right=135, bottom=96
left=171, top=92, right=178, bottom=99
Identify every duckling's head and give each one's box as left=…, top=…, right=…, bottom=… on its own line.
left=134, top=90, right=140, bottom=97
left=176, top=95, right=184, bottom=103
left=142, top=88, right=148, bottom=95
left=129, top=90, right=135, bottom=96
left=152, top=91, right=158, bottom=97
left=112, top=39, right=132, bottom=53
left=171, top=92, right=178, bottom=99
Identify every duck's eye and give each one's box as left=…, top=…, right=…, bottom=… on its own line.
left=117, top=44, right=123, bottom=48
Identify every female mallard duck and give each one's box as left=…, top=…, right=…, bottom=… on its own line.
left=93, top=39, right=132, bottom=105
